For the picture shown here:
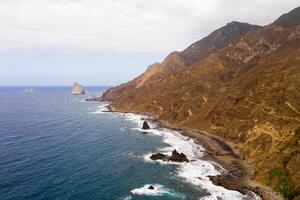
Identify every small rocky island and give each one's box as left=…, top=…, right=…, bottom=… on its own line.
left=150, top=149, right=189, bottom=162
left=72, top=82, right=85, bottom=95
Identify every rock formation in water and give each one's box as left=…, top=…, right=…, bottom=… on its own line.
left=150, top=149, right=189, bottom=162
left=142, top=121, right=151, bottom=130
left=169, top=149, right=189, bottom=162
left=72, top=82, right=85, bottom=95
left=148, top=185, right=154, bottom=190
left=86, top=95, right=102, bottom=101
left=102, top=6, right=300, bottom=199
left=150, top=153, right=168, bottom=161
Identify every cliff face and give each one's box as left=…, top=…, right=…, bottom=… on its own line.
left=103, top=7, right=300, bottom=200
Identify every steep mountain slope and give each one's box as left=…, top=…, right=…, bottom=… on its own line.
left=273, top=6, right=300, bottom=27
left=102, top=7, right=300, bottom=200
left=102, top=22, right=260, bottom=100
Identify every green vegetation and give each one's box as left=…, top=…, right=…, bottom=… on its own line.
left=268, top=168, right=298, bottom=199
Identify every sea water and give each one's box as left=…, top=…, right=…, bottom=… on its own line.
left=0, top=87, right=260, bottom=200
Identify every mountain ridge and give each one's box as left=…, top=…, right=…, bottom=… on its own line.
left=103, top=21, right=260, bottom=100
left=273, top=6, right=300, bottom=27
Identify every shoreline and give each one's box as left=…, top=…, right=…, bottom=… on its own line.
left=105, top=104, right=283, bottom=200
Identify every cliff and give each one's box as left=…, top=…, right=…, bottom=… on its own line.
left=102, top=6, right=300, bottom=200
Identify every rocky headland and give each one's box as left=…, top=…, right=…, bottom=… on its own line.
left=102, top=6, right=300, bottom=200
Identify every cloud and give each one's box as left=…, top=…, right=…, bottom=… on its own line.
left=0, top=0, right=299, bottom=54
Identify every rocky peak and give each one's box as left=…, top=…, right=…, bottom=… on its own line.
left=101, top=22, right=261, bottom=99
left=181, top=21, right=261, bottom=66
left=133, top=22, right=260, bottom=89
left=273, top=6, right=300, bottom=27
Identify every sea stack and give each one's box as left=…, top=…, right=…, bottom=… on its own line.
left=142, top=121, right=151, bottom=130
left=72, top=82, right=85, bottom=95
left=148, top=185, right=155, bottom=190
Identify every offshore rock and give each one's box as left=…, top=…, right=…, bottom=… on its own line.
left=142, top=121, right=151, bottom=130
left=170, top=149, right=189, bottom=162
left=150, top=149, right=189, bottom=162
left=148, top=185, right=155, bottom=190
left=72, top=82, right=85, bottom=95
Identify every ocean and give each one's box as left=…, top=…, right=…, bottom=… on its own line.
left=0, top=87, right=260, bottom=200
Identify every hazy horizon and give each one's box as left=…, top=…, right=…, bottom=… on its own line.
left=1, top=0, right=299, bottom=86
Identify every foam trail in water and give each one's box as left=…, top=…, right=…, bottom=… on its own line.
left=131, top=184, right=185, bottom=199
left=121, top=195, right=132, bottom=200
left=131, top=184, right=166, bottom=196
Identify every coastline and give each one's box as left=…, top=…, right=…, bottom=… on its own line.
left=105, top=104, right=283, bottom=200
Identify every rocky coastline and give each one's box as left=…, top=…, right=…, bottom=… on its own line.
left=104, top=104, right=283, bottom=200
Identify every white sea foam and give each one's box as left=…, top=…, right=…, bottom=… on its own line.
left=90, top=105, right=261, bottom=200
left=122, top=113, right=261, bottom=200
left=131, top=184, right=185, bottom=199
left=90, top=103, right=110, bottom=113
left=122, top=195, right=132, bottom=200
left=131, top=184, right=166, bottom=196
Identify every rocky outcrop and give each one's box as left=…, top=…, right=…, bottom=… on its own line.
left=150, top=150, right=189, bottom=162
left=148, top=185, right=154, bottom=190
left=273, top=6, right=300, bottom=28
left=150, top=153, right=168, bottom=161
left=86, top=95, right=102, bottom=101
left=170, top=149, right=189, bottom=162
left=142, top=121, right=151, bottom=130
left=72, top=82, right=85, bottom=95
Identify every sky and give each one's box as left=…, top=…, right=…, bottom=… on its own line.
left=0, top=0, right=299, bottom=86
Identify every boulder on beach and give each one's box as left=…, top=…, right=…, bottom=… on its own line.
left=142, top=121, right=151, bottom=130
left=72, top=82, right=85, bottom=95
left=150, top=149, right=189, bottom=162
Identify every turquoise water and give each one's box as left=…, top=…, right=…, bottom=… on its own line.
left=0, top=87, right=210, bottom=200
